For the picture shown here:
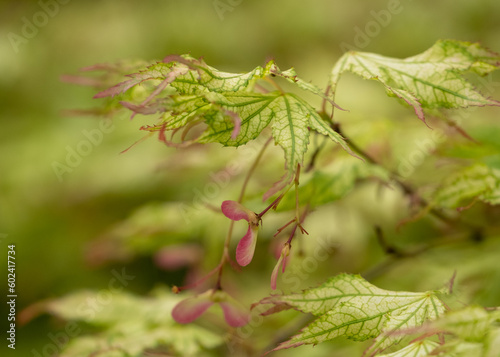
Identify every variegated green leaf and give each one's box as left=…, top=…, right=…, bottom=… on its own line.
left=330, top=40, right=500, bottom=123
left=258, top=274, right=446, bottom=352
left=46, top=289, right=223, bottom=357
left=166, top=55, right=266, bottom=94
left=85, top=55, right=353, bottom=181
left=208, top=92, right=353, bottom=172
left=375, top=340, right=439, bottom=357
left=142, top=91, right=350, bottom=175
left=375, top=307, right=500, bottom=357
left=266, top=62, right=343, bottom=109
left=433, top=306, right=491, bottom=342
left=434, top=164, right=500, bottom=208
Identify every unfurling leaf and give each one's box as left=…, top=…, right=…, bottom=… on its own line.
left=257, top=274, right=446, bottom=353
left=330, top=40, right=500, bottom=124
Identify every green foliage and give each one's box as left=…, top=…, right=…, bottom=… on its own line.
left=257, top=274, right=446, bottom=354
left=375, top=306, right=500, bottom=357
left=277, top=156, right=390, bottom=210
left=43, top=39, right=500, bottom=357
left=85, top=202, right=209, bottom=263
left=330, top=40, right=500, bottom=124
left=375, top=340, right=439, bottom=357
left=434, top=164, right=500, bottom=208
left=88, top=55, right=351, bottom=184
left=45, top=289, right=223, bottom=357
left=431, top=306, right=494, bottom=342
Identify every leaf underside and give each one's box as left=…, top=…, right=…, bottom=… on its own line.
left=330, top=40, right=500, bottom=124
left=374, top=340, right=439, bottom=357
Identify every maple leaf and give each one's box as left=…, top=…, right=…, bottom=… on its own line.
left=330, top=40, right=500, bottom=125
left=44, top=289, right=223, bottom=357
left=257, top=274, right=446, bottom=354
left=84, top=55, right=354, bottom=191
left=374, top=340, right=439, bottom=357
left=434, top=164, right=500, bottom=208
left=140, top=90, right=352, bottom=179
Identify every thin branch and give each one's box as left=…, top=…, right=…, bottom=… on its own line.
left=305, top=135, right=327, bottom=173
left=374, top=226, right=402, bottom=256
left=264, top=77, right=285, bottom=94
left=238, top=136, right=273, bottom=203
left=362, top=229, right=483, bottom=281
left=262, top=314, right=315, bottom=354
left=332, top=122, right=474, bottom=228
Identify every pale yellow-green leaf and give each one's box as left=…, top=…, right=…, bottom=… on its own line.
left=46, top=289, right=222, bottom=357
left=196, top=92, right=350, bottom=173
left=433, top=306, right=491, bottom=342
left=434, top=164, right=500, bottom=208
left=330, top=40, right=500, bottom=123
left=374, top=340, right=439, bottom=357
left=258, top=274, right=445, bottom=352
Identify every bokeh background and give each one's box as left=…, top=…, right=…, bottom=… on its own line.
left=1, top=0, right=500, bottom=356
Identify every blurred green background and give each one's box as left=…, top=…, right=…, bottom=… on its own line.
left=1, top=0, right=500, bottom=356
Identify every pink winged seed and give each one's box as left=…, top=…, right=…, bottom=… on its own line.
left=171, top=295, right=213, bottom=324
left=235, top=226, right=259, bottom=266
left=221, top=200, right=252, bottom=222
left=219, top=301, right=250, bottom=327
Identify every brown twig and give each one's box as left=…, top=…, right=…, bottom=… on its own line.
left=331, top=121, right=477, bottom=229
